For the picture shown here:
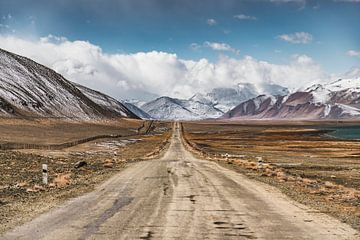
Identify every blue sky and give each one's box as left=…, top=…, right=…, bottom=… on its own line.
left=0, top=0, right=359, bottom=100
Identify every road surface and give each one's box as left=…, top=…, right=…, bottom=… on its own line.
left=2, top=123, right=358, bottom=239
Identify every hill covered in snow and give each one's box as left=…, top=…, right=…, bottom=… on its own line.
left=0, top=48, right=138, bottom=119
left=222, top=78, right=360, bottom=120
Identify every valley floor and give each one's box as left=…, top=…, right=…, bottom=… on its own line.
left=1, top=122, right=358, bottom=239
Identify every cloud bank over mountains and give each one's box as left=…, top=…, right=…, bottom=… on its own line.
left=0, top=34, right=343, bottom=101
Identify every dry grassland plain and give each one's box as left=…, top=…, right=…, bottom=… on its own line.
left=0, top=119, right=172, bottom=234
left=182, top=120, right=360, bottom=230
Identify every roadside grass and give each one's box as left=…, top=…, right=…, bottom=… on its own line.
left=0, top=119, right=172, bottom=234
left=182, top=121, right=360, bottom=230
left=0, top=118, right=142, bottom=145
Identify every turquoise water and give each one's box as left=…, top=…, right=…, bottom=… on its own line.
left=322, top=126, right=360, bottom=140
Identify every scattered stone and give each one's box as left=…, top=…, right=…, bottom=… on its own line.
left=74, top=160, right=87, bottom=169
left=26, top=188, right=38, bottom=193
left=33, top=185, right=46, bottom=191
left=276, top=171, right=288, bottom=181
left=324, top=181, right=337, bottom=189
left=0, top=185, right=9, bottom=190
left=103, top=162, right=114, bottom=168
left=287, top=176, right=296, bottom=182
left=16, top=181, right=28, bottom=188
left=53, top=173, right=71, bottom=188
left=301, top=178, right=318, bottom=187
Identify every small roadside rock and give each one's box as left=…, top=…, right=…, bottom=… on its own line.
left=103, top=162, right=114, bottom=168
left=26, top=184, right=46, bottom=193
left=74, top=161, right=87, bottom=169
left=34, top=185, right=46, bottom=191
left=15, top=182, right=28, bottom=188
left=53, top=174, right=71, bottom=188
left=0, top=185, right=9, bottom=190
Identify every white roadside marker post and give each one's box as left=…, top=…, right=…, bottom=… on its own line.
left=42, top=164, right=48, bottom=185
left=256, top=156, right=263, bottom=169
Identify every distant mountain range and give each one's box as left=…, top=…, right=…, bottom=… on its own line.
left=190, top=82, right=289, bottom=113
left=1, top=48, right=359, bottom=121
left=135, top=78, right=360, bottom=120
left=137, top=83, right=289, bottom=120
left=140, top=96, right=223, bottom=120
left=221, top=78, right=360, bottom=120
left=0, top=48, right=138, bottom=119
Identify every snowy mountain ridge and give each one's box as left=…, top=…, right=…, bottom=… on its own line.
left=305, top=78, right=360, bottom=104
left=191, top=82, right=289, bottom=113
left=139, top=82, right=289, bottom=120
left=0, top=48, right=138, bottom=119
left=222, top=78, right=360, bottom=120
left=141, top=96, right=223, bottom=120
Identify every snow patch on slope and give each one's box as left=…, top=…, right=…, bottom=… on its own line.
left=337, top=104, right=360, bottom=116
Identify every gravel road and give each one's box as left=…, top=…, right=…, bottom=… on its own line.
left=2, top=123, right=358, bottom=240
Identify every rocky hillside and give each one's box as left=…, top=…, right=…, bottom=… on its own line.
left=0, top=48, right=138, bottom=119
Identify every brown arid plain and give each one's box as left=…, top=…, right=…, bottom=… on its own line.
left=1, top=118, right=360, bottom=237
left=181, top=120, right=360, bottom=231
left=0, top=118, right=172, bottom=234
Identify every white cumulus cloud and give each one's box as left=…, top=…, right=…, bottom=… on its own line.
left=234, top=14, right=257, bottom=20
left=278, top=32, right=313, bottom=44
left=0, top=34, right=331, bottom=101
left=206, top=18, right=217, bottom=26
left=347, top=50, right=360, bottom=57
left=203, top=41, right=240, bottom=55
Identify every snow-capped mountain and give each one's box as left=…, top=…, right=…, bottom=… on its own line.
left=0, top=48, right=138, bottom=119
left=141, top=96, right=223, bottom=120
left=190, top=82, right=288, bottom=113
left=121, top=101, right=152, bottom=119
left=305, top=78, right=360, bottom=105
left=222, top=78, right=360, bottom=120
left=124, top=99, right=147, bottom=109
left=138, top=82, right=289, bottom=120
left=222, top=95, right=285, bottom=119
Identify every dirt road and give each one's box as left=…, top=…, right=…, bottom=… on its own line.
left=2, top=123, right=358, bottom=240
